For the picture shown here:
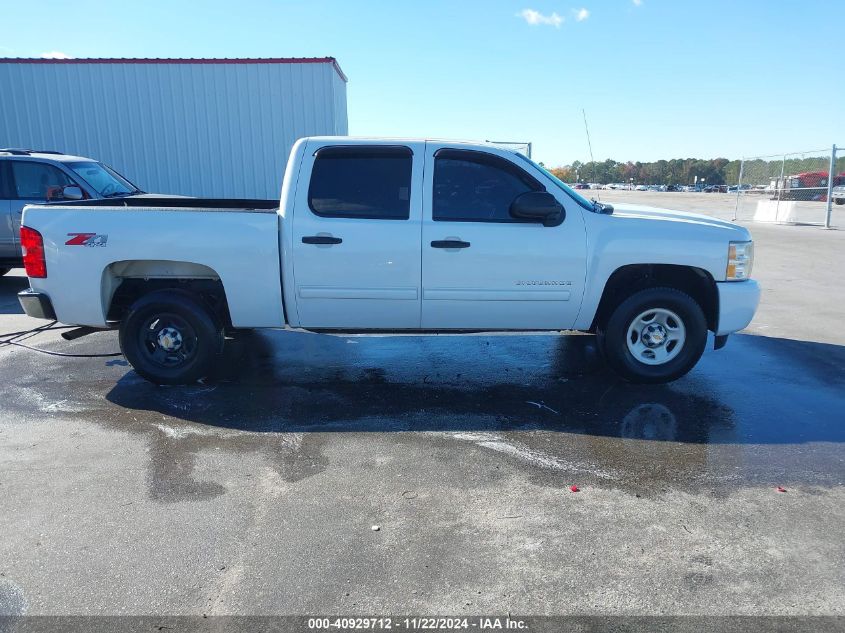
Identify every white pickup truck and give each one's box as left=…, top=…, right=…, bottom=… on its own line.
left=17, top=137, right=760, bottom=385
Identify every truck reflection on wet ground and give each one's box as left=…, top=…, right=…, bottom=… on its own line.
left=105, top=331, right=734, bottom=443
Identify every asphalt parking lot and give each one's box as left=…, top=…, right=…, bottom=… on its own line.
left=0, top=194, right=843, bottom=618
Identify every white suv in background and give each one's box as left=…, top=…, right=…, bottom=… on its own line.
left=0, top=149, right=147, bottom=275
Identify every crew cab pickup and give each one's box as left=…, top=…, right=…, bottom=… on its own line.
left=17, top=137, right=760, bottom=384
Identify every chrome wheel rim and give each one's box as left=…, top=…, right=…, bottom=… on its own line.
left=626, top=307, right=686, bottom=366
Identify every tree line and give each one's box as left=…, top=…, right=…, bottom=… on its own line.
left=546, top=156, right=845, bottom=186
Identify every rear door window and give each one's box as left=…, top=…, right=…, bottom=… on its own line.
left=10, top=161, right=75, bottom=200
left=308, top=146, right=412, bottom=219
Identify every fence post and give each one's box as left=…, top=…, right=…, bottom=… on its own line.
left=733, top=158, right=744, bottom=222
left=825, top=144, right=836, bottom=229
left=775, top=154, right=786, bottom=221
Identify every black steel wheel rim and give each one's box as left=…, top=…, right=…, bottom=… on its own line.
left=139, top=313, right=198, bottom=368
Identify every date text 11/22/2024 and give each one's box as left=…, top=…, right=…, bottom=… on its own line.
left=308, top=616, right=528, bottom=630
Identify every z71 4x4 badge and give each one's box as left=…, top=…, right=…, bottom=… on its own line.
left=66, top=233, right=108, bottom=247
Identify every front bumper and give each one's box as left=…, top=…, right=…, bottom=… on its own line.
left=716, top=280, right=760, bottom=336
left=18, top=289, right=57, bottom=321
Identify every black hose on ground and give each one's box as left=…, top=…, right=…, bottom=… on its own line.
left=0, top=321, right=123, bottom=358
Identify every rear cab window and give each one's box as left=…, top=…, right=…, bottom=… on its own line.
left=308, top=146, right=412, bottom=220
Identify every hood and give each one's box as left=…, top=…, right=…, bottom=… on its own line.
left=608, top=202, right=748, bottom=234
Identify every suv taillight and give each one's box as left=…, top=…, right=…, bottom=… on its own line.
left=21, top=226, right=47, bottom=278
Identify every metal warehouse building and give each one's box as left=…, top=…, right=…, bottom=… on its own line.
left=0, top=57, right=348, bottom=198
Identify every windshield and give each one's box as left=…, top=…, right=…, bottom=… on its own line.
left=511, top=152, right=595, bottom=211
left=66, top=161, right=140, bottom=197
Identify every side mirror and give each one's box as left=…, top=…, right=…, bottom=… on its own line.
left=509, top=191, right=564, bottom=227
left=61, top=185, right=84, bottom=201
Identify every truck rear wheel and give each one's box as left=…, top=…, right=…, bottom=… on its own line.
left=119, top=290, right=224, bottom=385
left=597, top=287, right=707, bottom=384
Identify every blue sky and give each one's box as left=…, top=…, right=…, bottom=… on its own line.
left=1, top=0, right=842, bottom=165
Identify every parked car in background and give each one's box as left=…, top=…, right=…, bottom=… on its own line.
left=833, top=184, right=845, bottom=205
left=774, top=171, right=845, bottom=201
left=635, top=184, right=648, bottom=191
left=0, top=149, right=155, bottom=275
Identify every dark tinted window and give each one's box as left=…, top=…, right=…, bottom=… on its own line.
left=0, top=162, right=10, bottom=198
left=10, top=161, right=75, bottom=200
left=433, top=149, right=543, bottom=222
left=308, top=146, right=412, bottom=219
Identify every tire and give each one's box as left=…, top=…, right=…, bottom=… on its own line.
left=597, top=287, right=707, bottom=384
left=119, top=289, right=224, bottom=385
left=835, top=198, right=844, bottom=206
left=0, top=268, right=10, bottom=277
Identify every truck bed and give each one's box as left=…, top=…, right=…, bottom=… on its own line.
left=22, top=200, right=284, bottom=328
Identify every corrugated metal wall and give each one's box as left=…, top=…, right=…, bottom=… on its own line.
left=0, top=59, right=348, bottom=198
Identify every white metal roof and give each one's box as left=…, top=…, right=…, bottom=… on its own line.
left=0, top=57, right=348, bottom=82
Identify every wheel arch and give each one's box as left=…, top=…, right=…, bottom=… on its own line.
left=101, top=259, right=233, bottom=329
left=590, top=264, right=718, bottom=333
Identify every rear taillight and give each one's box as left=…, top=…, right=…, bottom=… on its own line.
left=21, top=226, right=47, bottom=278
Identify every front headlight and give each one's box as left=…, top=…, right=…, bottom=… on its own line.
left=726, top=241, right=754, bottom=280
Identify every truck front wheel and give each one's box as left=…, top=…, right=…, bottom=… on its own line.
left=119, top=290, right=224, bottom=385
left=597, top=287, right=707, bottom=384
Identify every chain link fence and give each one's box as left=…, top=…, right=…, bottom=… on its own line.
left=732, top=145, right=844, bottom=227
left=490, top=142, right=843, bottom=228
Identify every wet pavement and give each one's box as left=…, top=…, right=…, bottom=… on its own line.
left=3, top=327, right=844, bottom=496
left=0, top=219, right=843, bottom=616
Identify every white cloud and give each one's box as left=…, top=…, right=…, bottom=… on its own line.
left=632, top=0, right=643, bottom=6
left=40, top=51, right=72, bottom=59
left=574, top=7, right=590, bottom=21
left=517, top=8, right=564, bottom=27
